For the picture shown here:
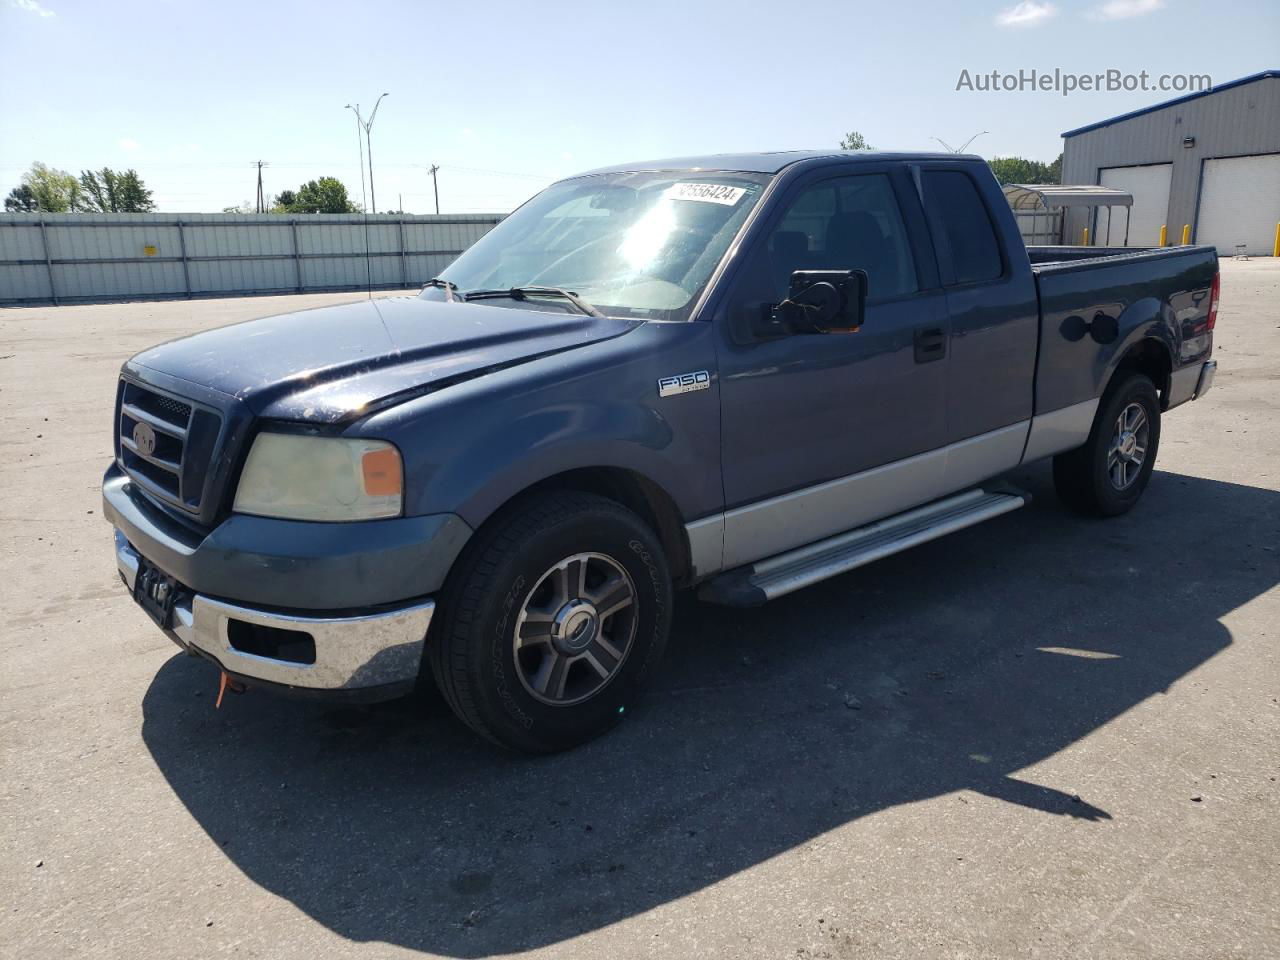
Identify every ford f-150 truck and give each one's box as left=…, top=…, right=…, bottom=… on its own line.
left=104, top=151, right=1219, bottom=752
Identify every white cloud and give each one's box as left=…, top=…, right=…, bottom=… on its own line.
left=1089, top=0, right=1164, bottom=19
left=12, top=0, right=56, bottom=17
left=995, top=0, right=1057, bottom=26
left=118, top=138, right=140, bottom=152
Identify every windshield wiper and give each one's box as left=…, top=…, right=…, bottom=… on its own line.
left=462, top=286, right=604, bottom=318
left=423, top=277, right=458, bottom=302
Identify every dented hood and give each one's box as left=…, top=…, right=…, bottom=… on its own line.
left=127, top=295, right=639, bottom=422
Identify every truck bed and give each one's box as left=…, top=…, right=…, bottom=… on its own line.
left=1026, top=244, right=1219, bottom=414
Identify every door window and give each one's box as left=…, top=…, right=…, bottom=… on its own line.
left=766, top=174, right=919, bottom=302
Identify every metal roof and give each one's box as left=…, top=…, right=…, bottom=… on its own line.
left=578, top=150, right=978, bottom=176
left=1061, top=69, right=1280, bottom=138
left=1003, top=183, right=1133, bottom=210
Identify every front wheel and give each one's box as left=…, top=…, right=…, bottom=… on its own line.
left=428, top=491, right=673, bottom=753
left=1053, top=372, right=1161, bottom=517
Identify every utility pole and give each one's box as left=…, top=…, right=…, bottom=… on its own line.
left=253, top=160, right=269, bottom=213
left=344, top=104, right=368, bottom=213
left=427, top=164, right=440, bottom=214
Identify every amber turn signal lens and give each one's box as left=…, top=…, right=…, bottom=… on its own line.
left=361, top=446, right=402, bottom=497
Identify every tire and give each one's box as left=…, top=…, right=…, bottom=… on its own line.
left=1053, top=372, right=1161, bottom=517
left=427, top=491, right=673, bottom=753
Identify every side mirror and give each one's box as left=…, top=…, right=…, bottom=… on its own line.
left=755, top=269, right=868, bottom=337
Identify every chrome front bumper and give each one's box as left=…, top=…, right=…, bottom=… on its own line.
left=115, top=530, right=434, bottom=692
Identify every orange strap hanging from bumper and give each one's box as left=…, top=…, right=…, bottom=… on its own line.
left=216, top=671, right=246, bottom=708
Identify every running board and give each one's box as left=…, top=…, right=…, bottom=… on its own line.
left=697, top=488, right=1029, bottom=607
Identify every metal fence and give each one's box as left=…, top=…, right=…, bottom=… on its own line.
left=0, top=212, right=503, bottom=306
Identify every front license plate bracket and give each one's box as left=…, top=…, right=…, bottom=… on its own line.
left=133, top=558, right=179, bottom=630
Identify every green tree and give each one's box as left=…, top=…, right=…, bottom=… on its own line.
left=19, top=162, right=83, bottom=212
left=290, top=177, right=358, bottom=214
left=78, top=168, right=156, bottom=212
left=1046, top=152, right=1063, bottom=184
left=4, top=184, right=38, bottom=212
left=839, top=130, right=873, bottom=151
left=270, top=189, right=298, bottom=212
left=988, top=154, right=1063, bottom=186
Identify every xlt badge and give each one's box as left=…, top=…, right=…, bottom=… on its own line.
left=658, top=370, right=710, bottom=398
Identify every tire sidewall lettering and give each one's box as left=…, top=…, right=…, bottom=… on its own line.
left=493, top=574, right=535, bottom=729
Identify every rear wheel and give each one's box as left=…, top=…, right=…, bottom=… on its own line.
left=1053, top=372, right=1161, bottom=517
left=428, top=491, right=672, bottom=753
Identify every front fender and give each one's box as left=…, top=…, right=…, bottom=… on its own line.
left=357, top=320, right=724, bottom=531
left=435, top=400, right=687, bottom=529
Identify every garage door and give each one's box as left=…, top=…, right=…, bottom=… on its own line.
left=1196, top=154, right=1280, bottom=256
left=1095, top=164, right=1173, bottom=247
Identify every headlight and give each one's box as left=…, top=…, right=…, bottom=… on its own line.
left=233, top=432, right=403, bottom=522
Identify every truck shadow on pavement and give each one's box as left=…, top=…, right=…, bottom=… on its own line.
left=140, top=465, right=1279, bottom=956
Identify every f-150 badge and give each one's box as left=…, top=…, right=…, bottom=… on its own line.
left=658, top=370, right=710, bottom=397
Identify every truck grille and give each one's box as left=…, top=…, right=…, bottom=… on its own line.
left=118, top=379, right=221, bottom=515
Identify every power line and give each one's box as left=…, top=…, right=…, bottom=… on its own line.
left=0, top=159, right=561, bottom=178
left=445, top=164, right=557, bottom=180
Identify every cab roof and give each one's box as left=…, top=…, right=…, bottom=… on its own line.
left=578, top=150, right=980, bottom=177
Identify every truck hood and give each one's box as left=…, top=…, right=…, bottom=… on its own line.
left=127, top=296, right=640, bottom=422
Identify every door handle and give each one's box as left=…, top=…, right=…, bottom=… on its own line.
left=914, top=326, right=946, bottom=364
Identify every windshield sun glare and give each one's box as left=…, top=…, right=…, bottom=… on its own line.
left=423, top=170, right=772, bottom=322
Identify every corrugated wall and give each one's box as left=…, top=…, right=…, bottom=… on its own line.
left=1060, top=75, right=1280, bottom=246
left=0, top=212, right=502, bottom=305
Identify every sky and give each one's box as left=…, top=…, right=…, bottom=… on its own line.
left=1, top=0, right=1276, bottom=214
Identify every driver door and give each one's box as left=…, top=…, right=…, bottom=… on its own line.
left=714, top=165, right=951, bottom=567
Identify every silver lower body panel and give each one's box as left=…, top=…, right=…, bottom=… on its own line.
left=1022, top=397, right=1099, bottom=463
left=1168, top=358, right=1215, bottom=408
left=1195, top=360, right=1217, bottom=400
left=115, top=530, right=433, bottom=691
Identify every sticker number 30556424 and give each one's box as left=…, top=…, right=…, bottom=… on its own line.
left=664, top=183, right=746, bottom=205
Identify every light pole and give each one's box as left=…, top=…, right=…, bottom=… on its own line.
left=344, top=103, right=368, bottom=213
left=346, top=93, right=390, bottom=213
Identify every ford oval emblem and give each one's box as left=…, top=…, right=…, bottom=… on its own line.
left=132, top=421, right=157, bottom=457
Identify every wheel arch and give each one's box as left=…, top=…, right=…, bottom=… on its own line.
left=469, top=466, right=694, bottom=587
left=1109, top=336, right=1174, bottom=409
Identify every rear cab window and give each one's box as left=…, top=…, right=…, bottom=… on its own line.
left=921, top=170, right=1004, bottom=284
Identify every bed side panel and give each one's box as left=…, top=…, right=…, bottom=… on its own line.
left=1032, top=247, right=1217, bottom=414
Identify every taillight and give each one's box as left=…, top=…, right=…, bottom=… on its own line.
left=1207, top=272, right=1220, bottom=331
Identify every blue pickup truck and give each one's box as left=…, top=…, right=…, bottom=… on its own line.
left=104, top=151, right=1219, bottom=752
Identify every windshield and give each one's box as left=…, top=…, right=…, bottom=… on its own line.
left=421, top=170, right=772, bottom=321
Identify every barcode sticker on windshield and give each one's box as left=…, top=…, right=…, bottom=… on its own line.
left=664, top=183, right=746, bottom=205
